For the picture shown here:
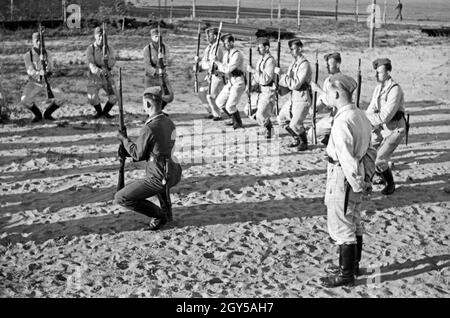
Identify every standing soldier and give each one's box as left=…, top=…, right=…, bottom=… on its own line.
left=143, top=27, right=174, bottom=109
left=275, top=38, right=312, bottom=151
left=320, top=74, right=373, bottom=288
left=115, top=87, right=182, bottom=230
left=194, top=27, right=225, bottom=121
left=214, top=33, right=246, bottom=129
left=365, top=58, right=406, bottom=195
left=86, top=26, right=117, bottom=118
left=246, top=37, right=276, bottom=139
left=309, top=52, right=342, bottom=145
left=20, top=32, right=63, bottom=122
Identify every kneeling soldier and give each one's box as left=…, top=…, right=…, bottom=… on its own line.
left=115, top=87, right=182, bottom=230
left=321, top=74, right=373, bottom=288
left=365, top=58, right=406, bottom=195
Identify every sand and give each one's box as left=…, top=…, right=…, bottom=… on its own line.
left=0, top=19, right=449, bottom=297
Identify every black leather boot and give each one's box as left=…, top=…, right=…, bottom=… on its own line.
left=93, top=104, right=103, bottom=118
left=157, top=192, right=173, bottom=222
left=28, top=104, right=43, bottom=122
left=43, top=102, right=59, bottom=120
left=298, top=131, right=308, bottom=151
left=264, top=119, right=273, bottom=139
left=381, top=167, right=395, bottom=195
left=232, top=111, right=243, bottom=129
left=102, top=101, right=115, bottom=119
left=221, top=108, right=234, bottom=126
left=373, top=171, right=386, bottom=185
left=285, top=126, right=300, bottom=147
left=321, top=244, right=356, bottom=288
left=355, top=235, right=363, bottom=277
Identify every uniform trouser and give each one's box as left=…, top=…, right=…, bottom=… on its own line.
left=216, top=76, right=246, bottom=114
left=324, top=163, right=364, bottom=245
left=307, top=113, right=333, bottom=143
left=372, top=119, right=406, bottom=172
left=198, top=75, right=224, bottom=117
left=254, top=87, right=275, bottom=127
left=20, top=81, right=65, bottom=108
left=277, top=90, right=311, bottom=135
left=115, top=165, right=182, bottom=219
left=87, top=74, right=117, bottom=106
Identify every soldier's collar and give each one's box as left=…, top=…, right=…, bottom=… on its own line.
left=145, top=111, right=164, bottom=124
left=334, top=104, right=356, bottom=119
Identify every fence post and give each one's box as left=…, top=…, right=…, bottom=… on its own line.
left=369, top=0, right=376, bottom=48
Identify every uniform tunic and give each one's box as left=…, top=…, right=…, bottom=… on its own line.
left=277, top=55, right=312, bottom=135
left=365, top=78, right=406, bottom=172
left=325, top=104, right=372, bottom=245
left=251, top=53, right=276, bottom=127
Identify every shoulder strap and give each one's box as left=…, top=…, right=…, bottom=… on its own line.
left=148, top=44, right=157, bottom=68
left=385, top=83, right=399, bottom=102
left=29, top=49, right=33, bottom=64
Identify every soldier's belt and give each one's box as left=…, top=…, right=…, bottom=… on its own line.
left=392, top=110, right=405, bottom=121
left=230, top=69, right=244, bottom=77
left=326, top=156, right=340, bottom=165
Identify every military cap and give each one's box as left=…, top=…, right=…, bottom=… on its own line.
left=205, top=27, right=219, bottom=35
left=150, top=27, right=160, bottom=36
left=221, top=33, right=234, bottom=42
left=143, top=86, right=162, bottom=101
left=324, top=52, right=341, bottom=62
left=329, top=73, right=357, bottom=95
left=94, top=26, right=102, bottom=35
left=256, top=37, right=270, bottom=46
left=32, top=32, right=39, bottom=41
left=288, top=38, right=303, bottom=48
left=372, top=58, right=392, bottom=70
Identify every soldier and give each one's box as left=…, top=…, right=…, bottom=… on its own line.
left=115, top=86, right=182, bottom=230
left=246, top=37, right=276, bottom=139
left=275, top=38, right=312, bottom=151
left=143, top=27, right=174, bottom=109
left=214, top=33, right=246, bottom=129
left=20, top=32, right=63, bottom=122
left=320, top=74, right=373, bottom=288
left=86, top=26, right=117, bottom=119
left=194, top=27, right=225, bottom=120
left=309, top=52, right=342, bottom=145
left=365, top=58, right=406, bottom=195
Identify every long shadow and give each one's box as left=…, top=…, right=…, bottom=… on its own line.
left=404, top=100, right=444, bottom=109
left=409, top=109, right=450, bottom=117
left=407, top=132, right=450, bottom=144
left=411, top=119, right=450, bottom=129
left=393, top=149, right=450, bottom=170
left=355, top=254, right=450, bottom=286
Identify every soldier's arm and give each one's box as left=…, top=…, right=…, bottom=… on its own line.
left=333, top=123, right=365, bottom=193
left=122, top=126, right=153, bottom=162
left=366, top=86, right=402, bottom=126
left=164, top=45, right=171, bottom=67
left=46, top=51, right=54, bottom=73
left=107, top=46, right=116, bottom=68
left=254, top=57, right=275, bottom=86
left=217, top=51, right=242, bottom=75
left=285, top=61, right=311, bottom=90
left=24, top=52, right=39, bottom=77
left=143, top=46, right=152, bottom=74
left=86, top=46, right=101, bottom=75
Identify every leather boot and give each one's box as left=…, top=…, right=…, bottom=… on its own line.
left=285, top=126, right=300, bottom=147
left=381, top=167, right=395, bottom=195
left=264, top=119, right=273, bottom=139
left=298, top=131, right=308, bottom=151
left=93, top=104, right=103, bottom=118
left=321, top=244, right=356, bottom=288
left=157, top=192, right=173, bottom=222
left=43, top=102, right=59, bottom=120
left=221, top=108, right=234, bottom=126
left=355, top=235, right=363, bottom=277
left=102, top=101, right=115, bottom=119
left=232, top=111, right=243, bottom=129
left=28, top=104, right=43, bottom=122
left=373, top=171, right=386, bottom=185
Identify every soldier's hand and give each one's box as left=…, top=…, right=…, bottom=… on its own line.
left=40, top=54, right=45, bottom=61
left=38, top=69, right=45, bottom=76
left=118, top=144, right=129, bottom=158
left=194, top=55, right=200, bottom=63
left=158, top=52, right=164, bottom=59
left=274, top=67, right=281, bottom=75
left=310, top=82, right=320, bottom=92
left=117, top=130, right=127, bottom=142
left=246, top=65, right=254, bottom=73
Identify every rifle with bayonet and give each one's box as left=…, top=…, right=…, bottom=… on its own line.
left=117, top=68, right=127, bottom=191
left=194, top=23, right=201, bottom=93
left=247, top=37, right=252, bottom=117
left=38, top=24, right=54, bottom=99
left=208, top=22, right=223, bottom=95
left=157, top=24, right=170, bottom=98
left=102, top=22, right=114, bottom=94
left=355, top=58, right=361, bottom=108
left=311, top=50, right=319, bottom=145
left=274, top=27, right=281, bottom=115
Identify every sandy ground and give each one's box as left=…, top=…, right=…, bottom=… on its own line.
left=0, top=19, right=449, bottom=297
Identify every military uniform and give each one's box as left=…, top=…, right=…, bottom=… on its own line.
left=86, top=27, right=117, bottom=118
left=277, top=38, right=312, bottom=150
left=365, top=58, right=406, bottom=195
left=215, top=34, right=246, bottom=129
left=115, top=87, right=182, bottom=228
left=20, top=32, right=64, bottom=122
left=197, top=28, right=225, bottom=119
left=248, top=37, right=276, bottom=138
left=322, top=74, right=373, bottom=288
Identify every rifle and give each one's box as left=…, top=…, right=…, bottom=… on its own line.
left=194, top=23, right=201, bottom=93
left=157, top=24, right=170, bottom=97
left=38, top=24, right=54, bottom=99
left=311, top=50, right=319, bottom=145
left=247, top=37, right=252, bottom=117
left=208, top=21, right=223, bottom=95
left=405, top=113, right=410, bottom=145
left=275, top=27, right=281, bottom=116
left=102, top=22, right=114, bottom=93
left=355, top=58, right=362, bottom=108
left=117, top=68, right=127, bottom=192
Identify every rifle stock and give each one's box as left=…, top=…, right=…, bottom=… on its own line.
left=38, top=24, right=54, bottom=99
left=247, top=37, right=252, bottom=117
left=117, top=68, right=127, bottom=192
left=356, top=58, right=362, bottom=108
left=194, top=23, right=201, bottom=93
left=311, top=50, right=319, bottom=145
left=208, top=22, right=223, bottom=95
left=275, top=27, right=281, bottom=116
left=102, top=22, right=114, bottom=94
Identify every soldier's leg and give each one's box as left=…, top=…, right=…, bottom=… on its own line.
left=225, top=80, right=246, bottom=129
left=102, top=81, right=118, bottom=118
left=256, top=90, right=274, bottom=138
left=20, top=82, right=44, bottom=122
left=207, top=75, right=225, bottom=119
left=43, top=85, right=66, bottom=120
left=290, top=95, right=311, bottom=151
left=216, top=83, right=232, bottom=124
left=87, top=80, right=103, bottom=118
left=198, top=85, right=212, bottom=117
